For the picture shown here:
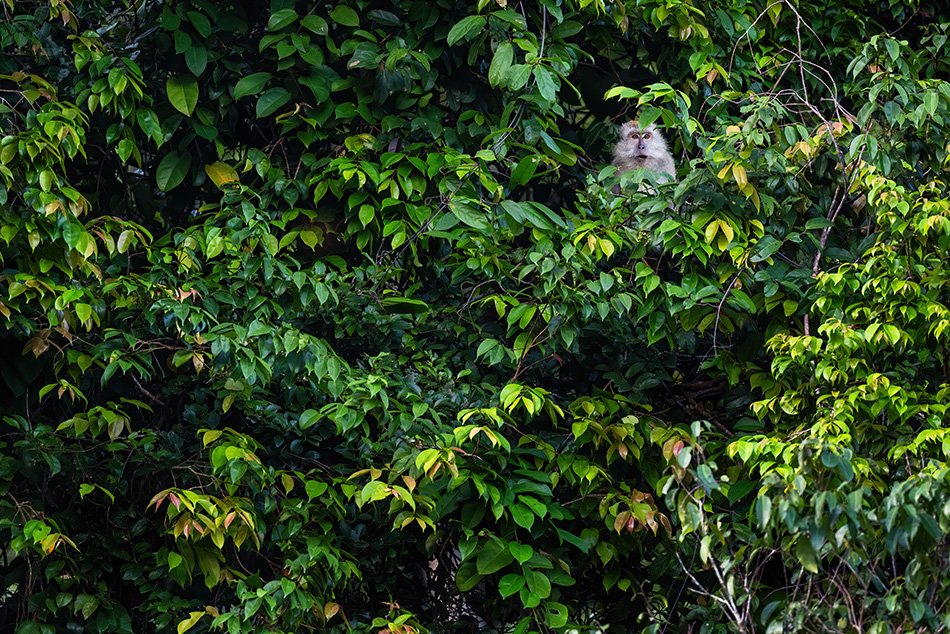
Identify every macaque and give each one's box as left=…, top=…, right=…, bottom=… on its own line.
left=612, top=120, right=676, bottom=184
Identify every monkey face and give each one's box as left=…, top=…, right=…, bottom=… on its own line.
left=612, top=120, right=676, bottom=183
left=618, top=123, right=658, bottom=166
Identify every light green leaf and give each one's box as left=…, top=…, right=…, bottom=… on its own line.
left=299, top=409, right=320, bottom=430
left=796, top=537, right=820, bottom=573
left=136, top=108, right=163, bottom=145
left=524, top=569, right=551, bottom=599
left=510, top=503, right=535, bottom=529
left=166, top=75, right=199, bottom=116
left=509, top=542, right=533, bottom=564
left=544, top=601, right=568, bottom=628
left=306, top=479, right=328, bottom=499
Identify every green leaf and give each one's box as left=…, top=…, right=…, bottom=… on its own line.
left=301, top=15, right=329, bottom=34
left=16, top=622, right=41, bottom=634
left=299, top=409, right=319, bottom=429
left=61, top=223, right=83, bottom=250
left=449, top=197, right=488, bottom=230
left=166, top=75, right=199, bottom=116
left=74, top=594, right=99, bottom=620
left=885, top=38, right=899, bottom=60
left=510, top=155, right=541, bottom=186
left=498, top=573, right=525, bottom=598
left=489, top=42, right=514, bottom=88
left=524, top=569, right=551, bottom=599
left=533, top=66, right=557, bottom=102
left=185, top=43, right=207, bottom=76
left=520, top=495, right=547, bottom=518
left=330, top=6, right=359, bottom=27
left=509, top=542, right=533, bottom=564
left=256, top=87, right=292, bottom=118
left=379, top=297, right=430, bottom=314
left=455, top=560, right=485, bottom=591
left=519, top=587, right=541, bottom=609
left=235, top=73, right=272, bottom=100
left=476, top=538, right=514, bottom=575
left=447, top=15, right=486, bottom=46
left=136, top=108, right=163, bottom=145
left=186, top=11, right=212, bottom=37
left=726, top=480, right=757, bottom=504
left=544, top=601, right=568, bottom=628
left=300, top=68, right=334, bottom=103
left=268, top=9, right=298, bottom=31
left=756, top=495, right=772, bottom=528
left=510, top=503, right=535, bottom=529
left=167, top=551, right=183, bottom=569
left=305, top=479, right=328, bottom=499
left=504, top=64, right=531, bottom=90
left=156, top=151, right=193, bottom=191
left=358, top=204, right=375, bottom=227
left=796, top=537, right=820, bottom=573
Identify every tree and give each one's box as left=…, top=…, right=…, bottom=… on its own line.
left=1, top=0, right=949, bottom=632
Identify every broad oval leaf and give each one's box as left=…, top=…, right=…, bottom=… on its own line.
left=447, top=15, right=486, bottom=46
left=234, top=72, right=273, bottom=100
left=184, top=43, right=207, bottom=76
left=156, top=151, right=193, bottom=191
left=166, top=75, right=199, bottom=116
left=329, top=5, right=359, bottom=27
left=268, top=9, right=298, bottom=31
left=204, top=162, right=239, bottom=187
left=524, top=569, right=551, bottom=599
left=489, top=42, right=514, bottom=88
left=476, top=538, right=514, bottom=575
left=455, top=560, right=484, bottom=592
left=256, top=87, right=292, bottom=118
left=498, top=573, right=525, bottom=598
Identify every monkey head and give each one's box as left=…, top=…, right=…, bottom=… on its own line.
left=612, top=120, right=676, bottom=183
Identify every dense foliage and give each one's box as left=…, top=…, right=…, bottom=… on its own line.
left=2, top=0, right=950, bottom=632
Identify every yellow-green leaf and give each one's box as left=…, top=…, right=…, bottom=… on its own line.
left=166, top=75, right=199, bottom=116
left=204, top=162, right=239, bottom=187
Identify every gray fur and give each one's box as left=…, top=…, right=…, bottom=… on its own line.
left=612, top=121, right=676, bottom=183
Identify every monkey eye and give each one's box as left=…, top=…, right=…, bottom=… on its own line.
left=643, top=132, right=652, bottom=139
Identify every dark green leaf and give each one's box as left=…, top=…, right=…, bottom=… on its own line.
left=476, top=538, right=514, bottom=575
left=447, top=15, right=486, bottom=46
left=268, top=9, right=298, bottom=31
left=156, top=151, right=192, bottom=191
left=329, top=6, right=359, bottom=27
left=256, top=87, right=292, bottom=118
left=235, top=73, right=273, bottom=100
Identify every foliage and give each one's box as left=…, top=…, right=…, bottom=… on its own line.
left=1, top=0, right=950, bottom=632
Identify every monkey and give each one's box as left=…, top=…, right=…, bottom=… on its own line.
left=612, top=120, right=676, bottom=184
